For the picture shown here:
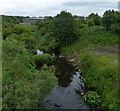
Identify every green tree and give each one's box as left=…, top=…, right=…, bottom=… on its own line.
left=2, top=15, right=22, bottom=24
left=54, top=11, right=77, bottom=47
left=88, top=13, right=101, bottom=25
left=102, top=10, right=120, bottom=30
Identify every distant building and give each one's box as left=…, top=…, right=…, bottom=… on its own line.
left=22, top=17, right=45, bottom=23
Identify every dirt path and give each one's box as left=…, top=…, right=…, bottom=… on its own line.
left=63, top=45, right=119, bottom=66
left=93, top=45, right=119, bottom=55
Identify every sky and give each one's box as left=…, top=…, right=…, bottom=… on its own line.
left=0, top=0, right=119, bottom=17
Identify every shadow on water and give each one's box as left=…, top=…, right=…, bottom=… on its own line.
left=40, top=57, right=91, bottom=110
left=54, top=57, right=75, bottom=87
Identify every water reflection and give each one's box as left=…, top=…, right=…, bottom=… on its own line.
left=53, top=57, right=75, bottom=87
left=41, top=57, right=90, bottom=109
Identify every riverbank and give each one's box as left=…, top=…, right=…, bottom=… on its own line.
left=60, top=26, right=119, bottom=110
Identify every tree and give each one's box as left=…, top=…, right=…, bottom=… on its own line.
left=2, top=15, right=22, bottom=24
left=88, top=13, right=101, bottom=25
left=102, top=10, right=120, bottom=31
left=54, top=11, right=77, bottom=47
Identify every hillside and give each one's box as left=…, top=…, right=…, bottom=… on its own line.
left=61, top=26, right=119, bottom=110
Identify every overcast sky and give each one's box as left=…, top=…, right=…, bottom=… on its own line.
left=0, top=0, right=119, bottom=17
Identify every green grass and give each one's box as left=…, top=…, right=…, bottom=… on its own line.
left=79, top=53, right=119, bottom=110
left=93, top=52, right=118, bottom=64
left=79, top=26, right=118, bottom=45
left=61, top=26, right=118, bottom=55
left=16, top=23, right=38, bottom=32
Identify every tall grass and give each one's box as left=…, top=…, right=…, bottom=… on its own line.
left=79, top=53, right=119, bottom=110
left=61, top=26, right=118, bottom=55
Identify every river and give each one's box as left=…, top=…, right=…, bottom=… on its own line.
left=40, top=57, right=91, bottom=110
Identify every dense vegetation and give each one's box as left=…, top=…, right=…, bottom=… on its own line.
left=61, top=25, right=119, bottom=110
left=61, top=10, right=119, bottom=110
left=102, top=10, right=120, bottom=32
left=80, top=53, right=119, bottom=110
left=54, top=11, right=77, bottom=47
left=2, top=19, right=57, bottom=109
left=2, top=9, right=120, bottom=110
left=2, top=15, right=23, bottom=24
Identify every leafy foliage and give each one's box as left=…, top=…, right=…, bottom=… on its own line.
left=2, top=15, right=22, bottom=24
left=2, top=23, right=57, bottom=109
left=34, top=53, right=52, bottom=66
left=38, top=33, right=59, bottom=53
left=84, top=91, right=101, bottom=107
left=61, top=26, right=118, bottom=55
left=54, top=11, right=77, bottom=47
left=87, top=19, right=94, bottom=27
left=80, top=53, right=119, bottom=110
left=102, top=10, right=120, bottom=32
left=34, top=18, right=59, bottom=54
left=87, top=13, right=101, bottom=26
left=61, top=23, right=119, bottom=110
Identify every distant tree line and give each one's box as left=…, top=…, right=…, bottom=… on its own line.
left=32, top=10, right=120, bottom=54
left=2, top=15, right=23, bottom=24
left=3, top=9, right=120, bottom=50
left=102, top=10, right=120, bottom=32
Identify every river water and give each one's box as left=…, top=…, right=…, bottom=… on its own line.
left=41, top=57, right=90, bottom=110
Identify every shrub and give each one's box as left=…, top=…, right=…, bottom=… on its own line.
left=111, top=23, right=120, bottom=33
left=78, top=23, right=85, bottom=28
left=34, top=53, right=52, bottom=65
left=84, top=91, right=101, bottom=107
left=38, top=33, right=59, bottom=53
left=87, top=20, right=94, bottom=27
left=13, top=26, right=25, bottom=34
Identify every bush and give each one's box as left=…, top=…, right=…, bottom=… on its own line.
left=108, top=98, right=120, bottom=110
left=87, top=20, right=94, bottom=27
left=78, top=23, right=85, bottom=28
left=84, top=91, right=101, bottom=107
left=13, top=26, right=25, bottom=34
left=111, top=23, right=120, bottom=33
left=34, top=53, right=52, bottom=65
left=38, top=33, right=59, bottom=53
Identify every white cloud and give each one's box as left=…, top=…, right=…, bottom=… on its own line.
left=0, top=0, right=119, bottom=16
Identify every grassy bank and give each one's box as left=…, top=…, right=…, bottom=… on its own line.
left=61, top=26, right=119, bottom=110
left=62, top=26, right=118, bottom=54
left=2, top=23, right=58, bottom=109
